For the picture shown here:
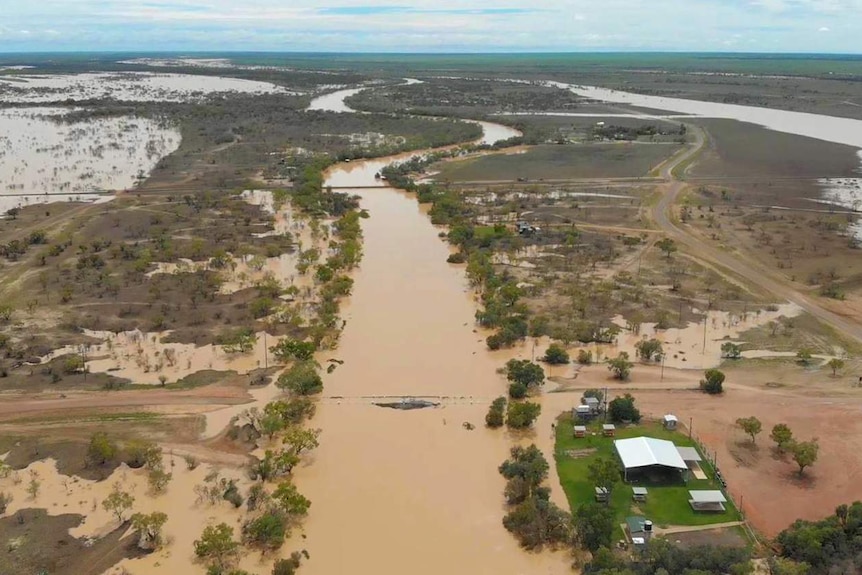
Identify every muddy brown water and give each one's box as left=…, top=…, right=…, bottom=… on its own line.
left=288, top=159, right=571, bottom=574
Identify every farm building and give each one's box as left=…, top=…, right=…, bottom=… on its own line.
left=663, top=414, right=678, bottom=430
left=625, top=516, right=653, bottom=546
left=614, top=437, right=688, bottom=481
left=584, top=396, right=601, bottom=413
left=676, top=446, right=707, bottom=479
left=574, top=425, right=587, bottom=438
left=689, top=490, right=727, bottom=512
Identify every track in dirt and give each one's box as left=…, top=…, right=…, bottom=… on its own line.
left=650, top=123, right=862, bottom=344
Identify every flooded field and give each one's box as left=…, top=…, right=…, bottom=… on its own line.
left=0, top=107, right=180, bottom=211
left=0, top=72, right=292, bottom=103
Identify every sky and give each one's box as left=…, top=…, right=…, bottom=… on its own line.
left=1, top=0, right=861, bottom=53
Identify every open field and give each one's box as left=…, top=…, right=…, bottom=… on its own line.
left=1, top=53, right=862, bottom=575
left=554, top=417, right=741, bottom=528
left=433, top=142, right=681, bottom=181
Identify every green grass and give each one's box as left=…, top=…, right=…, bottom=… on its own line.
left=554, top=416, right=741, bottom=528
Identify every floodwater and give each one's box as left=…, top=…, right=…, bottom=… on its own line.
left=549, top=81, right=862, bottom=149
left=0, top=72, right=292, bottom=103
left=287, top=151, right=570, bottom=574
left=307, top=87, right=367, bottom=112
left=0, top=107, right=180, bottom=211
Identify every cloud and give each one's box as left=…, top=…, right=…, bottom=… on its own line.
left=0, top=0, right=860, bottom=52
left=819, top=25, right=831, bottom=31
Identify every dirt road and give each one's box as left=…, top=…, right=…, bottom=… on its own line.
left=650, top=124, right=862, bottom=344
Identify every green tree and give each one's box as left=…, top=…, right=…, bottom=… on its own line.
left=272, top=552, right=303, bottom=575
left=608, top=394, right=641, bottom=423
left=721, top=342, right=742, bottom=359
left=88, top=431, right=118, bottom=466
left=220, top=328, right=258, bottom=354
left=194, top=523, right=240, bottom=570
left=827, top=358, right=845, bottom=376
left=271, top=481, right=311, bottom=517
left=634, top=338, right=663, bottom=361
left=270, top=339, right=316, bottom=363
left=125, top=439, right=162, bottom=469
left=254, top=449, right=299, bottom=482
left=700, top=369, right=725, bottom=395
left=282, top=426, right=321, bottom=459
left=506, top=401, right=541, bottom=429
left=770, top=423, right=794, bottom=453
left=796, top=348, right=813, bottom=366
left=573, top=503, right=616, bottom=552
left=656, top=238, right=677, bottom=258
left=769, top=557, right=811, bottom=575
left=264, top=397, right=315, bottom=426
left=485, top=397, right=507, bottom=428
left=102, top=485, right=135, bottom=523
left=736, top=416, right=762, bottom=444
left=542, top=343, right=570, bottom=365
left=260, top=412, right=286, bottom=440
left=277, top=361, right=323, bottom=395
left=789, top=439, right=819, bottom=476
left=607, top=352, right=633, bottom=380
left=508, top=381, right=528, bottom=399
left=148, top=468, right=172, bottom=494
left=505, top=359, right=545, bottom=388
left=577, top=349, right=593, bottom=365
left=242, top=511, right=286, bottom=551
left=587, top=458, right=620, bottom=505
left=130, top=511, right=168, bottom=551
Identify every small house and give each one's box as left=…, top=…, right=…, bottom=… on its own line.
left=663, top=414, right=678, bottom=430
left=584, top=396, right=601, bottom=413
left=573, top=405, right=592, bottom=420
left=632, top=487, right=648, bottom=502
left=625, top=516, right=653, bottom=544
left=574, top=425, right=587, bottom=438
left=603, top=423, right=616, bottom=437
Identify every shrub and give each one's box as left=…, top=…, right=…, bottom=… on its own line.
left=700, top=369, right=725, bottom=394
left=608, top=394, right=640, bottom=423
left=576, top=349, right=593, bottom=365
left=542, top=344, right=570, bottom=365
left=485, top=397, right=507, bottom=428
left=506, top=401, right=541, bottom=429
left=508, top=382, right=528, bottom=399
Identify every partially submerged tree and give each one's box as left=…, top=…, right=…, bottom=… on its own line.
left=194, top=523, right=240, bottom=570
left=102, top=484, right=135, bottom=523
left=485, top=397, right=507, bottom=428
left=87, top=431, right=118, bottom=466
left=634, top=338, right=663, bottom=362
left=505, top=401, right=541, bottom=429
left=505, top=359, right=545, bottom=388
left=607, top=352, right=633, bottom=381
left=542, top=343, right=570, bottom=365
left=721, top=342, right=742, bottom=359
left=131, top=511, right=168, bottom=551
left=270, top=339, right=316, bottom=363
left=277, top=361, right=323, bottom=396
left=573, top=503, right=615, bottom=552
left=736, top=416, right=762, bottom=444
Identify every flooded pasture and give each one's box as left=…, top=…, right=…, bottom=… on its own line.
left=0, top=107, right=180, bottom=212
left=0, top=72, right=292, bottom=103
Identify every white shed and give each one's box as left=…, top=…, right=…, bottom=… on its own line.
left=663, top=414, right=678, bottom=430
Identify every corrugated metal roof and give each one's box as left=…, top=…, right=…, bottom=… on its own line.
left=614, top=437, right=688, bottom=470
left=689, top=490, right=727, bottom=503
left=676, top=446, right=702, bottom=462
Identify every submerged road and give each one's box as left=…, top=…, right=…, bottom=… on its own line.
left=651, top=124, right=862, bottom=344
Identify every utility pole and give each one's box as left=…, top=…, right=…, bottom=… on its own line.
left=263, top=332, right=268, bottom=369
left=660, top=353, right=665, bottom=382
left=689, top=416, right=693, bottom=439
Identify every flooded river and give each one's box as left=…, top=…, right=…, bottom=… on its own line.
left=292, top=158, right=569, bottom=575
left=291, top=87, right=566, bottom=574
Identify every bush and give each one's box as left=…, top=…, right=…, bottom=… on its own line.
left=634, top=338, right=663, bottom=361
left=446, top=251, right=466, bottom=264
left=577, top=349, right=593, bottom=365
left=242, top=511, right=286, bottom=551
left=700, top=368, right=725, bottom=394
left=607, top=352, right=633, bottom=380
left=542, top=343, right=570, bottom=365
left=277, top=361, right=323, bottom=395
left=508, top=382, right=528, bottom=399
left=608, top=394, right=640, bottom=423
left=485, top=397, right=507, bottom=428
left=502, top=497, right=572, bottom=550
left=506, top=401, right=541, bottom=429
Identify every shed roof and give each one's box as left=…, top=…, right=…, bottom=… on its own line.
left=603, top=424, right=616, bottom=430
left=614, top=437, right=688, bottom=470
left=663, top=414, right=678, bottom=422
left=574, top=425, right=587, bottom=431
left=585, top=397, right=600, bottom=405
left=626, top=515, right=646, bottom=534
left=689, top=490, right=727, bottom=503
left=632, top=487, right=648, bottom=495
left=676, top=446, right=702, bottom=462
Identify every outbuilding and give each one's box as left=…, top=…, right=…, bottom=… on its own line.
left=689, top=490, right=727, bottom=512
left=574, top=425, right=587, bottom=438
left=614, top=436, right=688, bottom=481
left=663, top=414, right=679, bottom=430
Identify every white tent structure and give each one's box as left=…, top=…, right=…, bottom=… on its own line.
left=689, top=490, right=727, bottom=511
left=614, top=437, right=688, bottom=480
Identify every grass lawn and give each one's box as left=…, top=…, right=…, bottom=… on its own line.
left=554, top=415, right=741, bottom=529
